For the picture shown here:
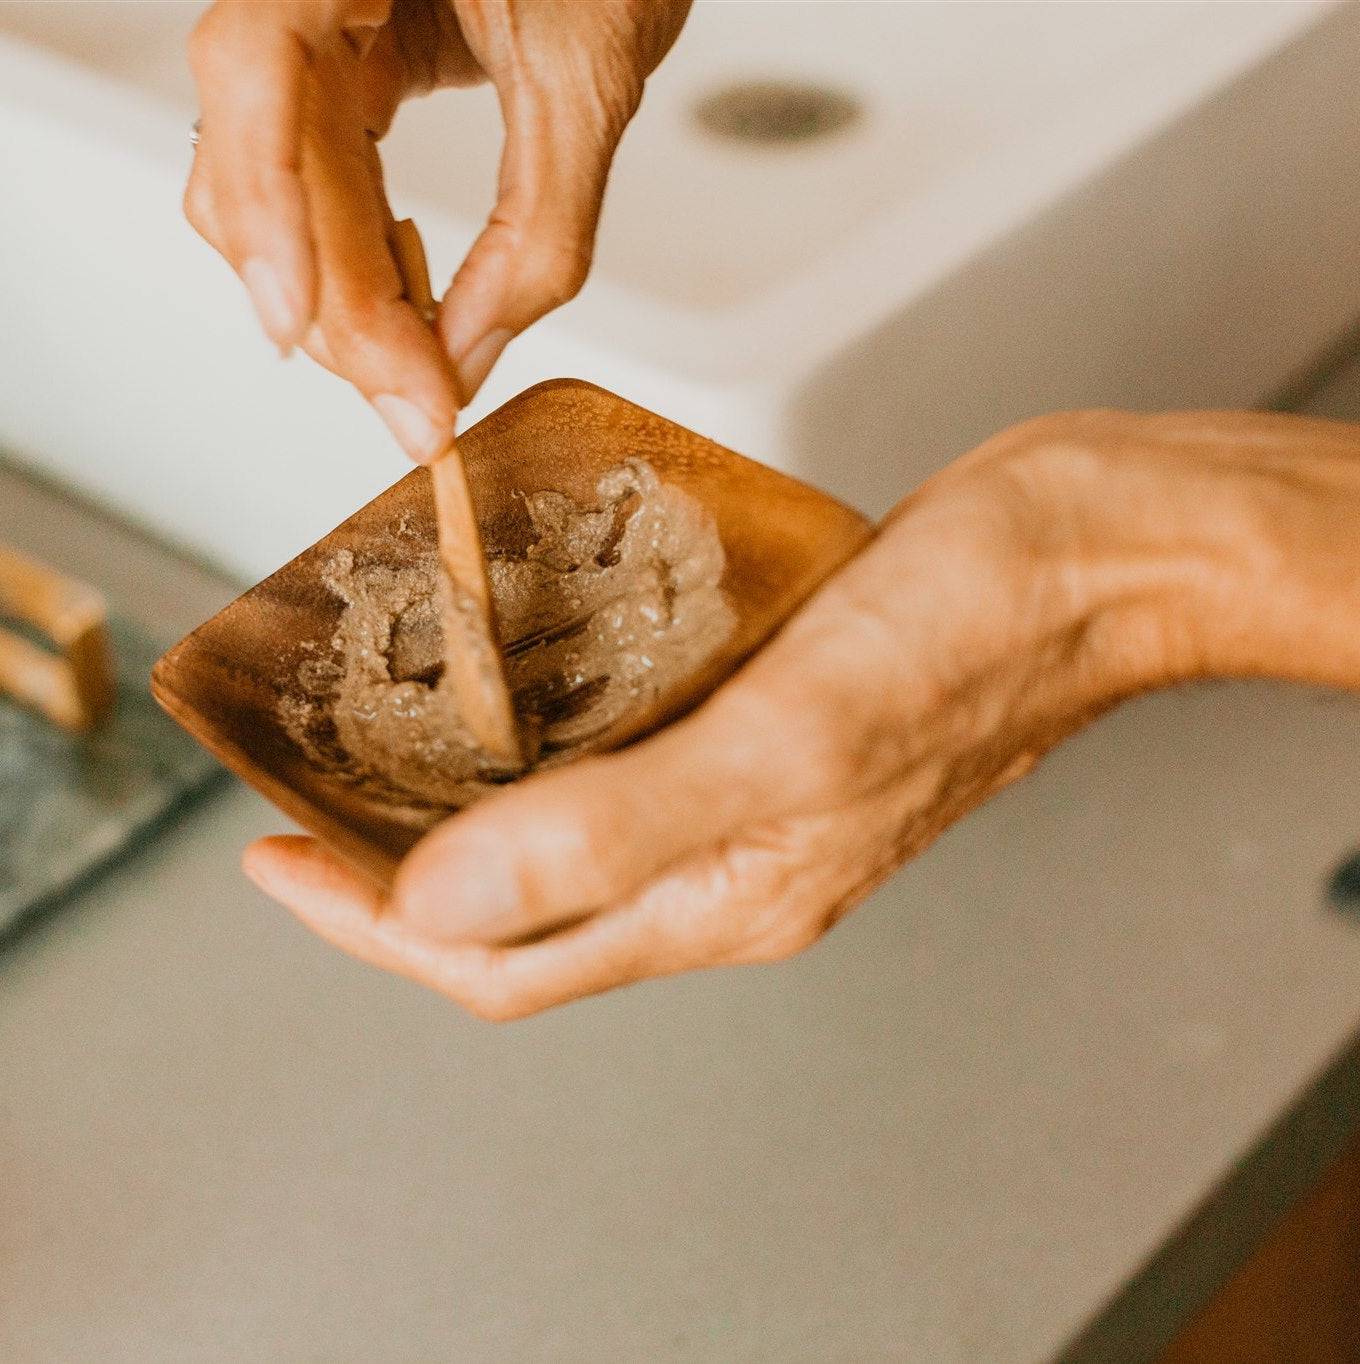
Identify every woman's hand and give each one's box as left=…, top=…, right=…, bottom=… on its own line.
left=243, top=410, right=1360, bottom=1018
left=185, top=0, right=692, bottom=461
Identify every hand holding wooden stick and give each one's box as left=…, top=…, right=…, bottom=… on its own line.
left=389, top=219, right=524, bottom=772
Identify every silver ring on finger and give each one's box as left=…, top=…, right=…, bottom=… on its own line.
left=190, top=117, right=202, bottom=148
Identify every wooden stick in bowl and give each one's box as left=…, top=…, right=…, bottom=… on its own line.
left=389, top=219, right=524, bottom=773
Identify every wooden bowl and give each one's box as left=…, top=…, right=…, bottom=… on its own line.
left=152, top=380, right=873, bottom=885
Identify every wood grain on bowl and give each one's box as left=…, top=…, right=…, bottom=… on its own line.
left=152, top=380, right=874, bottom=886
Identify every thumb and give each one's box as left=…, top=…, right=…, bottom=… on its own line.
left=436, top=81, right=630, bottom=402
left=390, top=685, right=792, bottom=947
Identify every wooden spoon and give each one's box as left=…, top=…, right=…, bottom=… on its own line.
left=389, top=218, right=524, bottom=772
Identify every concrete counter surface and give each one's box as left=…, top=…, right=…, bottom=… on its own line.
left=3, top=463, right=1360, bottom=1361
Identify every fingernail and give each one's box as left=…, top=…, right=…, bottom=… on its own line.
left=455, top=328, right=513, bottom=406
left=242, top=256, right=301, bottom=350
left=372, top=394, right=450, bottom=464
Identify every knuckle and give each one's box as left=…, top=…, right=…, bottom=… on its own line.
left=708, top=678, right=863, bottom=807
left=741, top=914, right=822, bottom=965
left=189, top=4, right=306, bottom=91
left=182, top=179, right=209, bottom=233
left=986, top=410, right=1130, bottom=486
left=316, top=304, right=391, bottom=379
left=994, top=411, right=1073, bottom=450
left=325, top=287, right=383, bottom=335
left=998, top=408, right=1117, bottom=446
left=518, top=805, right=621, bottom=911
left=314, top=323, right=361, bottom=382
left=301, top=323, right=340, bottom=375
left=182, top=177, right=230, bottom=257
left=457, top=978, right=524, bottom=1023
left=323, top=293, right=411, bottom=362
left=187, top=7, right=233, bottom=76
left=519, top=240, right=592, bottom=314
left=787, top=708, right=860, bottom=799
left=434, top=947, right=528, bottom=1022
left=718, top=855, right=830, bottom=967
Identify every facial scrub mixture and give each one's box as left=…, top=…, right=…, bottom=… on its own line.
left=281, top=460, right=735, bottom=822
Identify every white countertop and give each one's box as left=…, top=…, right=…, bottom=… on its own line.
left=4, top=455, right=1360, bottom=1361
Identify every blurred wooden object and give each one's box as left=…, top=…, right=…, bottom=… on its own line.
left=1161, top=1131, right=1360, bottom=1362
left=0, top=543, right=115, bottom=732
left=390, top=217, right=524, bottom=771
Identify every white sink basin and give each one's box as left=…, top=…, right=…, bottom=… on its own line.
left=2, top=1, right=1357, bottom=578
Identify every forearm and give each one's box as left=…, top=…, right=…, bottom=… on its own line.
left=1190, top=414, right=1360, bottom=691
left=784, top=408, right=1360, bottom=803
left=1049, top=410, right=1360, bottom=698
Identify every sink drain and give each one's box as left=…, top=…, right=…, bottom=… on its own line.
left=693, top=79, right=862, bottom=147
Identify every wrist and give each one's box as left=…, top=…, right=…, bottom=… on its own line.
left=1001, top=410, right=1360, bottom=698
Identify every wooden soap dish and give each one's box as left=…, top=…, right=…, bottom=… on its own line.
left=0, top=544, right=116, bottom=733
left=152, top=380, right=873, bottom=886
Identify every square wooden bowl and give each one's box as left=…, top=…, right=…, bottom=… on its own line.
left=152, top=380, right=873, bottom=885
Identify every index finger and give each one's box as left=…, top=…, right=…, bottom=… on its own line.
left=187, top=1, right=316, bottom=348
